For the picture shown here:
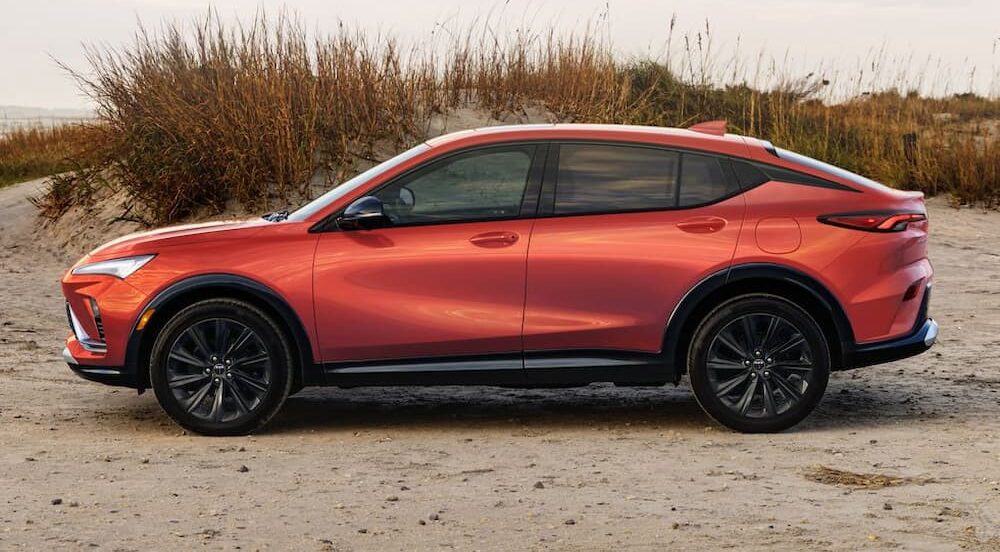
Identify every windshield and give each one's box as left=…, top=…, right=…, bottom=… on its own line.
left=287, top=143, right=431, bottom=222
left=775, top=147, right=894, bottom=193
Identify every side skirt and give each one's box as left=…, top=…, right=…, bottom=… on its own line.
left=322, top=350, right=674, bottom=388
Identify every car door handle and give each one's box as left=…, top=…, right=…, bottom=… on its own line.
left=469, top=231, right=519, bottom=247
left=677, top=217, right=727, bottom=234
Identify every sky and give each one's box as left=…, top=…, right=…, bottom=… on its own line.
left=0, top=0, right=997, bottom=109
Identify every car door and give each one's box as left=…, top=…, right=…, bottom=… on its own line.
left=523, top=142, right=746, bottom=365
left=313, top=143, right=544, bottom=366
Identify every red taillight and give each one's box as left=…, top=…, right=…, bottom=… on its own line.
left=818, top=212, right=926, bottom=232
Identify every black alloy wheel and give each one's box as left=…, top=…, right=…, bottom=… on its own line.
left=150, top=299, right=293, bottom=436
left=165, top=318, right=272, bottom=423
left=688, top=294, right=830, bottom=433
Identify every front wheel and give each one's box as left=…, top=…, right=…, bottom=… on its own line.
left=688, top=294, right=830, bottom=433
left=149, top=299, right=294, bottom=436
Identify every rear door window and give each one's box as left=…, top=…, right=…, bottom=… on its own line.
left=552, top=144, right=739, bottom=215
left=553, top=144, right=679, bottom=215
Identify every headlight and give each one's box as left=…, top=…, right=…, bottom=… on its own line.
left=71, top=254, right=156, bottom=279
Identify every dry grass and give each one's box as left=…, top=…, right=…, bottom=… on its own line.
left=32, top=12, right=1000, bottom=224
left=803, top=465, right=930, bottom=489
left=0, top=125, right=98, bottom=188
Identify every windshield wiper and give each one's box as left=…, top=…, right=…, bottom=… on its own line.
left=262, top=210, right=289, bottom=222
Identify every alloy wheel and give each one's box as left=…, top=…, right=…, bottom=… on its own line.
left=165, top=318, right=273, bottom=423
left=705, top=313, right=816, bottom=419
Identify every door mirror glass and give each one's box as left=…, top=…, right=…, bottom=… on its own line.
left=396, top=186, right=415, bottom=212
left=336, top=196, right=392, bottom=230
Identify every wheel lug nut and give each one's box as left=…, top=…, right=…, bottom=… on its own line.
left=750, top=372, right=757, bottom=378
left=213, top=378, right=220, bottom=383
left=763, top=371, right=770, bottom=377
left=225, top=359, right=232, bottom=365
left=766, top=357, right=773, bottom=363
left=211, top=356, right=218, bottom=362
left=226, top=372, right=232, bottom=378
left=744, top=360, right=751, bottom=366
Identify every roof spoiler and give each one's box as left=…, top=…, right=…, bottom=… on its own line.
left=688, top=120, right=727, bottom=136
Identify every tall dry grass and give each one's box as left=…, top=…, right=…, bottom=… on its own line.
left=0, top=125, right=98, bottom=188
left=37, top=13, right=1000, bottom=223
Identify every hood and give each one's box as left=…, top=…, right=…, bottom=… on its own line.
left=88, top=219, right=270, bottom=259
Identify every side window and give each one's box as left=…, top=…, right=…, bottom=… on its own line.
left=554, top=144, right=679, bottom=215
left=375, top=146, right=534, bottom=225
left=731, top=159, right=770, bottom=188
left=678, top=153, right=738, bottom=206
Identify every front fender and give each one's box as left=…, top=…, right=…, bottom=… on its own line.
left=123, top=273, right=321, bottom=392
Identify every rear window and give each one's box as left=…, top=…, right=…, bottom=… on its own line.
left=775, top=147, right=893, bottom=192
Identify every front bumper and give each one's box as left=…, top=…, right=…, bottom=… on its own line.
left=844, top=318, right=938, bottom=369
left=63, top=345, right=138, bottom=388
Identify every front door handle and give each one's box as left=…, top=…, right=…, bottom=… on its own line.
left=677, top=216, right=727, bottom=234
left=469, top=231, right=519, bottom=247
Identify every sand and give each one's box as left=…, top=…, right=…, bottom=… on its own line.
left=1, top=175, right=999, bottom=551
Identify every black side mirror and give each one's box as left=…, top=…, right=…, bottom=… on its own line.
left=336, top=196, right=392, bottom=230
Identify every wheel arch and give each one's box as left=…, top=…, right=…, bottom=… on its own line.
left=124, top=274, right=320, bottom=392
left=663, top=263, right=854, bottom=380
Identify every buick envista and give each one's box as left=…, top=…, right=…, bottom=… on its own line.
left=60, top=123, right=937, bottom=435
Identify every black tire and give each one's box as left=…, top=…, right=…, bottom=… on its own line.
left=149, top=298, right=294, bottom=436
left=687, top=294, right=830, bottom=433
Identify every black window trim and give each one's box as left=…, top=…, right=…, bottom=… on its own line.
left=749, top=159, right=861, bottom=192
left=312, top=137, right=862, bottom=231
left=312, top=141, right=549, bottom=232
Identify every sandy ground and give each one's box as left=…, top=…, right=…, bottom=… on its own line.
left=1, top=177, right=999, bottom=551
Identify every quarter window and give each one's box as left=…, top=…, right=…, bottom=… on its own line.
left=678, top=153, right=738, bottom=206
left=375, top=146, right=535, bottom=225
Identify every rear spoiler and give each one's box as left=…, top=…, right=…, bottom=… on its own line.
left=688, top=120, right=727, bottom=136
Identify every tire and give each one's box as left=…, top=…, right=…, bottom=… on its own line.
left=687, top=294, right=830, bottom=433
left=149, top=298, right=294, bottom=436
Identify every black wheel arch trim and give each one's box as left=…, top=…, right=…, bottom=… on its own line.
left=662, top=262, right=856, bottom=379
left=123, top=273, right=321, bottom=392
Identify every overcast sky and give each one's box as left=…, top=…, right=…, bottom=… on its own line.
left=1, top=0, right=997, bottom=109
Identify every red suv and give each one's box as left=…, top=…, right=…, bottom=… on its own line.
left=60, top=123, right=936, bottom=435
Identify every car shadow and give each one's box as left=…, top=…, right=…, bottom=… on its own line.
left=268, top=383, right=708, bottom=433
left=260, top=375, right=956, bottom=435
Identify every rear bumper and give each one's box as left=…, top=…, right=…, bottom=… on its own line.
left=843, top=318, right=938, bottom=369
left=64, top=346, right=138, bottom=388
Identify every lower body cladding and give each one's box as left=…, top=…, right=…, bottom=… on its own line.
left=319, top=316, right=938, bottom=387
left=64, top=289, right=939, bottom=390
left=841, top=282, right=936, bottom=369
left=63, top=345, right=138, bottom=387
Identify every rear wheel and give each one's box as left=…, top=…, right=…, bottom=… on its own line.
left=150, top=299, right=294, bottom=436
left=687, top=294, right=830, bottom=433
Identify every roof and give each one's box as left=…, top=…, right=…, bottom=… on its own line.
left=424, top=123, right=753, bottom=158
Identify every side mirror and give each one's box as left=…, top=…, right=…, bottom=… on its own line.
left=336, top=196, right=392, bottom=230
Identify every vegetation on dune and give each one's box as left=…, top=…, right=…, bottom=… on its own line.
left=28, top=13, right=1000, bottom=224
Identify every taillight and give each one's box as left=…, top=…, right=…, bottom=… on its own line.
left=818, top=212, right=926, bottom=232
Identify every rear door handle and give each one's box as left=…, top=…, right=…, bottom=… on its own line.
left=677, top=217, right=727, bottom=234
left=469, top=231, right=519, bottom=247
